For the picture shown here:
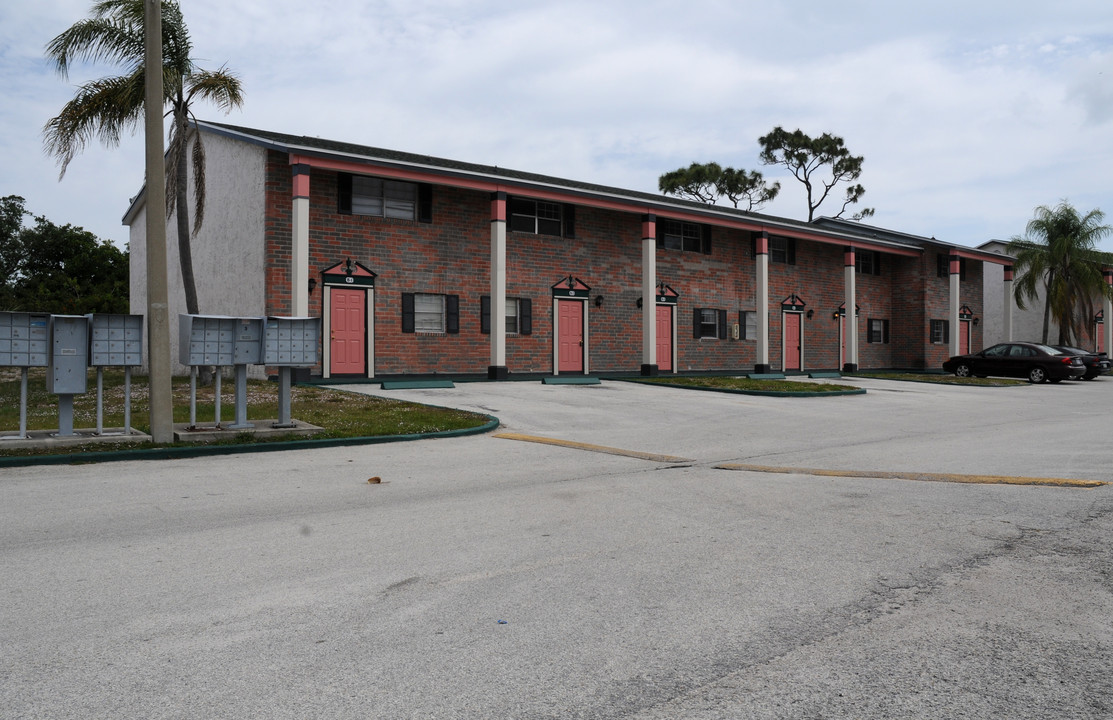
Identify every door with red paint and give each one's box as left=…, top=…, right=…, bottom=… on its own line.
left=1098, top=324, right=1105, bottom=353
left=656, top=305, right=672, bottom=371
left=558, top=300, right=584, bottom=373
left=960, top=319, right=971, bottom=355
left=330, top=288, right=365, bottom=375
left=784, top=312, right=802, bottom=371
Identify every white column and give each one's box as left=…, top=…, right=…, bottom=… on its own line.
left=641, top=215, right=657, bottom=375
left=949, top=253, right=961, bottom=357
left=489, top=192, right=508, bottom=379
left=1003, top=264, right=1014, bottom=342
left=844, top=247, right=858, bottom=371
left=291, top=164, right=311, bottom=316
left=755, top=232, right=770, bottom=372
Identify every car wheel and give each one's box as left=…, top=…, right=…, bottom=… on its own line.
left=954, top=363, right=972, bottom=377
left=1028, top=366, right=1047, bottom=384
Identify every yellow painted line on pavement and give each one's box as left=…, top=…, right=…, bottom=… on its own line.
left=715, top=463, right=1106, bottom=488
left=494, top=433, right=693, bottom=464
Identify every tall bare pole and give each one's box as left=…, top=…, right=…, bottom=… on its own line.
left=144, top=0, right=173, bottom=442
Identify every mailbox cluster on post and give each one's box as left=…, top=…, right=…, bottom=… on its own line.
left=0, top=311, right=143, bottom=439
left=179, top=315, right=320, bottom=431
left=0, top=312, right=49, bottom=440
left=87, top=313, right=144, bottom=436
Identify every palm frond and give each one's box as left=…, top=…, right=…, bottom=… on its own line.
left=42, top=72, right=145, bottom=178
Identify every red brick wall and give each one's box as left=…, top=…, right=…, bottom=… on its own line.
left=262, top=151, right=983, bottom=375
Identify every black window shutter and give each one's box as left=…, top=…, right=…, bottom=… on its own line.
left=867, top=318, right=875, bottom=343
left=702, top=225, right=713, bottom=254
left=750, top=236, right=756, bottom=258
left=480, top=296, right=490, bottom=334
left=337, top=173, right=353, bottom=214
left=944, top=320, right=950, bottom=344
left=418, top=183, right=433, bottom=223
left=738, top=311, right=747, bottom=340
left=446, top=295, right=460, bottom=334
left=401, top=293, right=415, bottom=333
left=717, top=309, right=727, bottom=339
left=693, top=309, right=702, bottom=338
left=787, top=238, right=797, bottom=265
left=563, top=204, right=576, bottom=238
left=520, top=298, right=532, bottom=335
left=874, top=252, right=882, bottom=275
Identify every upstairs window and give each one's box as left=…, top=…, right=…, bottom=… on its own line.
left=739, top=310, right=757, bottom=340
left=509, top=198, right=574, bottom=237
left=659, top=219, right=711, bottom=254
left=937, top=254, right=966, bottom=280
left=856, top=250, right=881, bottom=275
left=770, top=237, right=796, bottom=264
left=338, top=173, right=432, bottom=222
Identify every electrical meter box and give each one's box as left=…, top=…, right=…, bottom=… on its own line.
left=264, top=316, right=321, bottom=366
left=0, top=311, right=49, bottom=367
left=178, top=315, right=264, bottom=366
left=47, top=314, right=90, bottom=394
left=88, top=313, right=143, bottom=367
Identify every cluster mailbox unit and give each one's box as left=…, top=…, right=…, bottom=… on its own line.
left=0, top=312, right=142, bottom=439
left=0, top=312, right=49, bottom=439
left=88, top=313, right=144, bottom=435
left=179, top=315, right=320, bottom=430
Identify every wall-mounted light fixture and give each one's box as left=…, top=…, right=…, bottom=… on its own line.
left=806, top=309, right=814, bottom=319
left=973, top=317, right=980, bottom=326
left=308, top=278, right=317, bottom=295
left=594, top=295, right=604, bottom=307
left=636, top=298, right=643, bottom=308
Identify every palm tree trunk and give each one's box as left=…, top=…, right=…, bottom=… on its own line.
left=175, top=112, right=199, bottom=317
left=1042, top=289, right=1051, bottom=344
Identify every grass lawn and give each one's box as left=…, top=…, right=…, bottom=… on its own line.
left=633, top=376, right=860, bottom=392
left=0, top=368, right=491, bottom=456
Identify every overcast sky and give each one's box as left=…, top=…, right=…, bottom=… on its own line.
left=2, top=1, right=1111, bottom=252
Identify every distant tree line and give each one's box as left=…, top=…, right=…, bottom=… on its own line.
left=0, top=195, right=129, bottom=314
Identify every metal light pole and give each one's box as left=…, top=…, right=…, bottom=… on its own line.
left=144, top=0, right=173, bottom=442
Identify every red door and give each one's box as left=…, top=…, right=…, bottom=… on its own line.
left=330, top=288, right=365, bottom=375
left=960, top=319, right=971, bottom=355
left=1099, top=324, right=1106, bottom=353
left=656, top=305, right=672, bottom=371
left=784, top=312, right=802, bottom=371
left=558, top=300, right=584, bottom=373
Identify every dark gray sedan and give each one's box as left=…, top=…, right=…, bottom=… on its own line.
left=943, top=342, right=1086, bottom=383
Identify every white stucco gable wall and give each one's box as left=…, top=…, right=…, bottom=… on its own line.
left=127, top=129, right=268, bottom=376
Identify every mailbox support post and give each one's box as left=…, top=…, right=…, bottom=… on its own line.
left=227, top=364, right=254, bottom=430
left=95, top=368, right=104, bottom=435
left=17, top=367, right=28, bottom=439
left=124, top=366, right=132, bottom=435
left=276, top=366, right=293, bottom=428
left=57, top=395, right=75, bottom=437
left=214, top=370, right=222, bottom=428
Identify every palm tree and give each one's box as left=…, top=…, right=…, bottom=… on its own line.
left=43, top=0, right=244, bottom=317
left=1008, top=202, right=1113, bottom=346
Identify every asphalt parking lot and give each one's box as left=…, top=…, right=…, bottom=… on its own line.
left=2, top=375, right=1111, bottom=718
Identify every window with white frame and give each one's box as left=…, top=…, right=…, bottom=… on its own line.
left=694, top=308, right=726, bottom=339
left=856, top=250, right=881, bottom=275
left=413, top=293, right=445, bottom=333
left=739, top=310, right=757, bottom=340
left=770, top=237, right=796, bottom=264
left=510, top=197, right=563, bottom=236
left=659, top=219, right=710, bottom=253
left=480, top=296, right=532, bottom=335
left=867, top=318, right=890, bottom=343
left=351, top=176, right=418, bottom=219
left=930, top=319, right=949, bottom=344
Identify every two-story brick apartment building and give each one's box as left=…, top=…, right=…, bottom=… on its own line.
left=125, top=121, right=1014, bottom=379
